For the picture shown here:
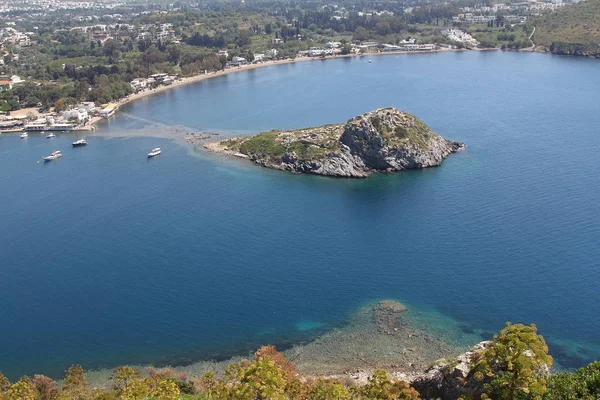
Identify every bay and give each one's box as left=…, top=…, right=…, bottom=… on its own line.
left=1, top=51, right=599, bottom=379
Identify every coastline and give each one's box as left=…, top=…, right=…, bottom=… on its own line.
left=85, top=300, right=480, bottom=388
left=101, top=48, right=464, bottom=122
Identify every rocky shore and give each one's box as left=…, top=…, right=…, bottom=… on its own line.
left=86, top=300, right=479, bottom=390
left=205, top=108, right=464, bottom=178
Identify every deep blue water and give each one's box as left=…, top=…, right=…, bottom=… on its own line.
left=1, top=51, right=599, bottom=379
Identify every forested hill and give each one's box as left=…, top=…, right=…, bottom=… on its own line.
left=534, top=0, right=600, bottom=56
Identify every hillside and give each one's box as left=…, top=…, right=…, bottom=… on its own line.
left=534, top=0, right=600, bottom=56
left=206, top=108, right=464, bottom=178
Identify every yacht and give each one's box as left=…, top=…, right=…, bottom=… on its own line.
left=20, top=132, right=28, bottom=138
left=72, top=139, right=87, bottom=147
left=147, top=147, right=161, bottom=157
left=46, top=133, right=56, bottom=138
left=43, top=150, right=62, bottom=161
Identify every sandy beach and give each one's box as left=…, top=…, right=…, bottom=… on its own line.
left=108, top=48, right=461, bottom=116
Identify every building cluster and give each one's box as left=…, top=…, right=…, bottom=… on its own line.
left=0, top=101, right=98, bottom=132
left=442, top=29, right=479, bottom=46
left=451, top=0, right=567, bottom=25
left=452, top=13, right=496, bottom=24
left=224, top=49, right=278, bottom=66
left=298, top=40, right=436, bottom=58
left=0, top=75, right=24, bottom=90
left=0, top=0, right=125, bottom=16
left=130, top=73, right=179, bottom=92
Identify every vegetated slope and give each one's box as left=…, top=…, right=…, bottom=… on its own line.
left=534, top=0, right=600, bottom=56
left=217, top=108, right=464, bottom=178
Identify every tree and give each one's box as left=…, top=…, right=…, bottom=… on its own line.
left=109, top=367, right=140, bottom=395
left=119, top=378, right=151, bottom=400
left=61, top=364, right=90, bottom=399
left=472, top=323, right=553, bottom=400
left=353, top=27, right=369, bottom=41
left=545, top=361, right=600, bottom=400
left=32, top=375, right=58, bottom=400
left=0, top=372, right=10, bottom=392
left=358, top=369, right=421, bottom=400
left=74, top=80, right=89, bottom=100
left=309, top=379, right=350, bottom=400
left=150, top=379, right=180, bottom=400
left=5, top=377, right=38, bottom=400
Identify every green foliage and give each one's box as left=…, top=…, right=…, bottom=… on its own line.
left=109, top=367, right=140, bottom=395
left=239, top=131, right=287, bottom=159
left=357, top=369, right=421, bottom=400
left=472, top=323, right=553, bottom=400
left=5, top=377, right=39, bottom=400
left=545, top=361, right=600, bottom=400
left=0, top=372, right=10, bottom=392
left=534, top=0, right=600, bottom=56
left=309, top=378, right=350, bottom=400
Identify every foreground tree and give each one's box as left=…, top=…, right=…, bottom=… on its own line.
left=472, top=323, right=553, bottom=400
left=357, top=370, right=420, bottom=400
left=4, top=377, right=39, bottom=400
left=545, top=361, right=600, bottom=400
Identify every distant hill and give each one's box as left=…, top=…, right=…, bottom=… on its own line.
left=534, top=0, right=600, bottom=57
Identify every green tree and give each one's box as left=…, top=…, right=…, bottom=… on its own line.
left=309, top=378, right=350, bottom=400
left=357, top=369, right=420, bottom=400
left=5, top=377, right=39, bottom=400
left=545, top=361, right=600, bottom=400
left=61, top=365, right=90, bottom=400
left=0, top=372, right=10, bottom=392
left=472, top=323, right=553, bottom=400
left=109, top=367, right=140, bottom=396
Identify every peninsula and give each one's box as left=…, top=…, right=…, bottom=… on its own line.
left=205, top=108, right=464, bottom=178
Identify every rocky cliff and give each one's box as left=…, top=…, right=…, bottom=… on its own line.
left=208, top=108, right=464, bottom=178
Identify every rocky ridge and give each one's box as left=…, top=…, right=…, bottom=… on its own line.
left=207, top=108, right=464, bottom=178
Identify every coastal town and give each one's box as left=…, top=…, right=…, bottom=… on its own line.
left=0, top=0, right=590, bottom=132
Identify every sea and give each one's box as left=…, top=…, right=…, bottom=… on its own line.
left=1, top=51, right=599, bottom=380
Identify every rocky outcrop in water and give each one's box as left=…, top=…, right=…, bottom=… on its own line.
left=207, top=108, right=464, bottom=178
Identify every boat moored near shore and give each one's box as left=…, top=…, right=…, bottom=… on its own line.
left=43, top=150, right=62, bottom=161
left=72, top=139, right=88, bottom=147
left=147, top=147, right=161, bottom=157
left=20, top=132, right=28, bottom=138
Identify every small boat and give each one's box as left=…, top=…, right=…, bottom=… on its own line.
left=72, top=139, right=87, bottom=147
left=147, top=147, right=161, bottom=157
left=368, top=60, right=372, bottom=63
left=20, top=132, right=28, bottom=138
left=43, top=150, right=62, bottom=161
left=46, top=133, right=56, bottom=138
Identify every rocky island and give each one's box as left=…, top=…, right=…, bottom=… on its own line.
left=205, top=108, right=464, bottom=178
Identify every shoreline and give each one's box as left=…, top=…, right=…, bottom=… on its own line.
left=85, top=300, right=480, bottom=388
left=101, top=48, right=465, bottom=122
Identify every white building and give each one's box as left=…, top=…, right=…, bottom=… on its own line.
left=253, top=53, right=265, bottom=62
left=231, top=56, right=246, bottom=65
left=63, top=108, right=89, bottom=123
left=130, top=78, right=148, bottom=91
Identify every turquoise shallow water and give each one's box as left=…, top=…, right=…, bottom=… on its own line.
left=1, top=51, right=599, bottom=379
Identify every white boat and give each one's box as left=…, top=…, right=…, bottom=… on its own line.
left=147, top=147, right=161, bottom=157
left=46, top=133, right=56, bottom=138
left=72, top=139, right=87, bottom=147
left=368, top=60, right=372, bottom=63
left=43, top=150, right=62, bottom=161
left=20, top=132, right=28, bottom=138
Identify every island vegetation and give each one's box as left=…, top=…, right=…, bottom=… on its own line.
left=208, top=108, right=464, bottom=178
left=1, top=323, right=599, bottom=400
